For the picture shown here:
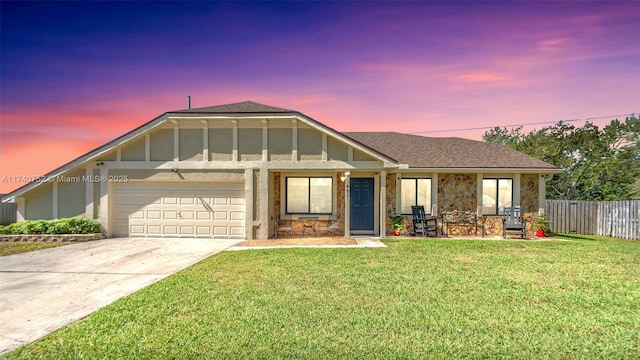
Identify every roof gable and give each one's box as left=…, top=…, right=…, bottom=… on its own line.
left=3, top=102, right=559, bottom=202
left=3, top=101, right=394, bottom=201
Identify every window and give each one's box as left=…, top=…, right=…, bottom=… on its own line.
left=400, top=178, right=431, bottom=214
left=482, top=178, right=513, bottom=215
left=286, top=177, right=332, bottom=214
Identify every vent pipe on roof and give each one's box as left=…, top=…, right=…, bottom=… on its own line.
left=187, top=95, right=191, bottom=109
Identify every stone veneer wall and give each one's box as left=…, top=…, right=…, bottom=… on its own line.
left=273, top=172, right=542, bottom=238
left=385, top=173, right=398, bottom=236
left=0, top=233, right=103, bottom=242
left=438, top=174, right=477, bottom=236
left=271, top=172, right=345, bottom=238
left=335, top=175, right=346, bottom=236
left=438, top=174, right=477, bottom=212
left=383, top=173, right=423, bottom=236
left=383, top=173, right=542, bottom=237
left=521, top=174, right=540, bottom=214
left=481, top=174, right=539, bottom=237
left=273, top=172, right=281, bottom=222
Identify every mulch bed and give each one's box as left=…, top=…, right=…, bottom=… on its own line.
left=235, top=237, right=358, bottom=246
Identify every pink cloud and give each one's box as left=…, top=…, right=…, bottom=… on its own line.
left=0, top=140, right=103, bottom=193
left=456, top=72, right=508, bottom=83
left=1, top=2, right=637, bottom=196
left=537, top=38, right=572, bottom=52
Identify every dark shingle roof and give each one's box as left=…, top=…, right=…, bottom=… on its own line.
left=345, top=132, right=557, bottom=169
left=172, top=101, right=295, bottom=114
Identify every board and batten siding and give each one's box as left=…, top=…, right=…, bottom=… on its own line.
left=13, top=117, right=383, bottom=240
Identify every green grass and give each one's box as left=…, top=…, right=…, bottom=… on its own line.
left=6, top=235, right=639, bottom=359
left=0, top=242, right=71, bottom=256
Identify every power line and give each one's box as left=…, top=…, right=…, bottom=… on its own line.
left=408, top=112, right=636, bottom=135
left=585, top=113, right=635, bottom=120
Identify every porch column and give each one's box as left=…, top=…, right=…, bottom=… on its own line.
left=431, top=173, right=438, bottom=216
left=513, top=173, right=521, bottom=208
left=244, top=169, right=254, bottom=240
left=258, top=168, right=269, bottom=239
left=538, top=174, right=546, bottom=215
left=344, top=171, right=351, bottom=238
left=379, top=170, right=387, bottom=237
left=395, top=172, right=402, bottom=214
left=476, top=173, right=483, bottom=215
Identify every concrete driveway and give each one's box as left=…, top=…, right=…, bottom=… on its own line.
left=0, top=237, right=239, bottom=354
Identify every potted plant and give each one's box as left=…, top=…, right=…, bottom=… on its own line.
left=533, top=213, right=550, bottom=237
left=391, top=214, right=404, bottom=236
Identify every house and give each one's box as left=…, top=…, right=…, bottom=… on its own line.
left=2, top=101, right=560, bottom=239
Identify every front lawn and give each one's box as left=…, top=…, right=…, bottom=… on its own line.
left=0, top=242, right=71, bottom=256
left=7, top=235, right=639, bottom=359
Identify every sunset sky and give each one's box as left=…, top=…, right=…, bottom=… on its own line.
left=1, top=1, right=638, bottom=193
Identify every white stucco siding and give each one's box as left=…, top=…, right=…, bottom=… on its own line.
left=120, top=137, right=145, bottom=161
left=24, top=182, right=54, bottom=220
left=57, top=169, right=86, bottom=218
left=179, top=128, right=203, bottom=161
left=268, top=128, right=293, bottom=161
left=149, top=128, right=174, bottom=161
left=298, top=127, right=323, bottom=161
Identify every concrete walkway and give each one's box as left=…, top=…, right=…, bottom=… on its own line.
left=228, top=237, right=387, bottom=251
left=0, top=237, right=239, bottom=354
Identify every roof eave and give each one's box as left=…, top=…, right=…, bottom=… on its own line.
left=395, top=166, right=562, bottom=174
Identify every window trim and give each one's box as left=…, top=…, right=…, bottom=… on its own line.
left=400, top=178, right=432, bottom=215
left=482, top=178, right=514, bottom=216
left=285, top=176, right=333, bottom=215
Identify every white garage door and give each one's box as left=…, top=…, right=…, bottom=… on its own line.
left=113, top=182, right=245, bottom=238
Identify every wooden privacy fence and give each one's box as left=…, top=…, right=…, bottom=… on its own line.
left=0, top=202, right=17, bottom=225
left=546, top=200, right=640, bottom=240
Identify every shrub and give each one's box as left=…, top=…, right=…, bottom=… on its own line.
left=0, top=223, right=22, bottom=235
left=0, top=218, right=101, bottom=235
left=23, top=220, right=50, bottom=234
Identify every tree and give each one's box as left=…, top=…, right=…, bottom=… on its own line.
left=483, top=116, right=640, bottom=200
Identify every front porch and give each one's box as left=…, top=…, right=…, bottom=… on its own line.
left=258, top=171, right=545, bottom=240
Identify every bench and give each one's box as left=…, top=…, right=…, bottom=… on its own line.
left=440, top=210, right=484, bottom=237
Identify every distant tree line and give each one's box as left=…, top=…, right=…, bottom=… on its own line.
left=483, top=116, right=640, bottom=200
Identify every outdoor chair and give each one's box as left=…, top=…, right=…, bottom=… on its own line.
left=274, top=216, right=293, bottom=238
left=318, top=215, right=341, bottom=237
left=503, top=206, right=526, bottom=239
left=411, top=205, right=438, bottom=237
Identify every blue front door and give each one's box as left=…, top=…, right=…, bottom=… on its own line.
left=350, top=178, right=375, bottom=231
